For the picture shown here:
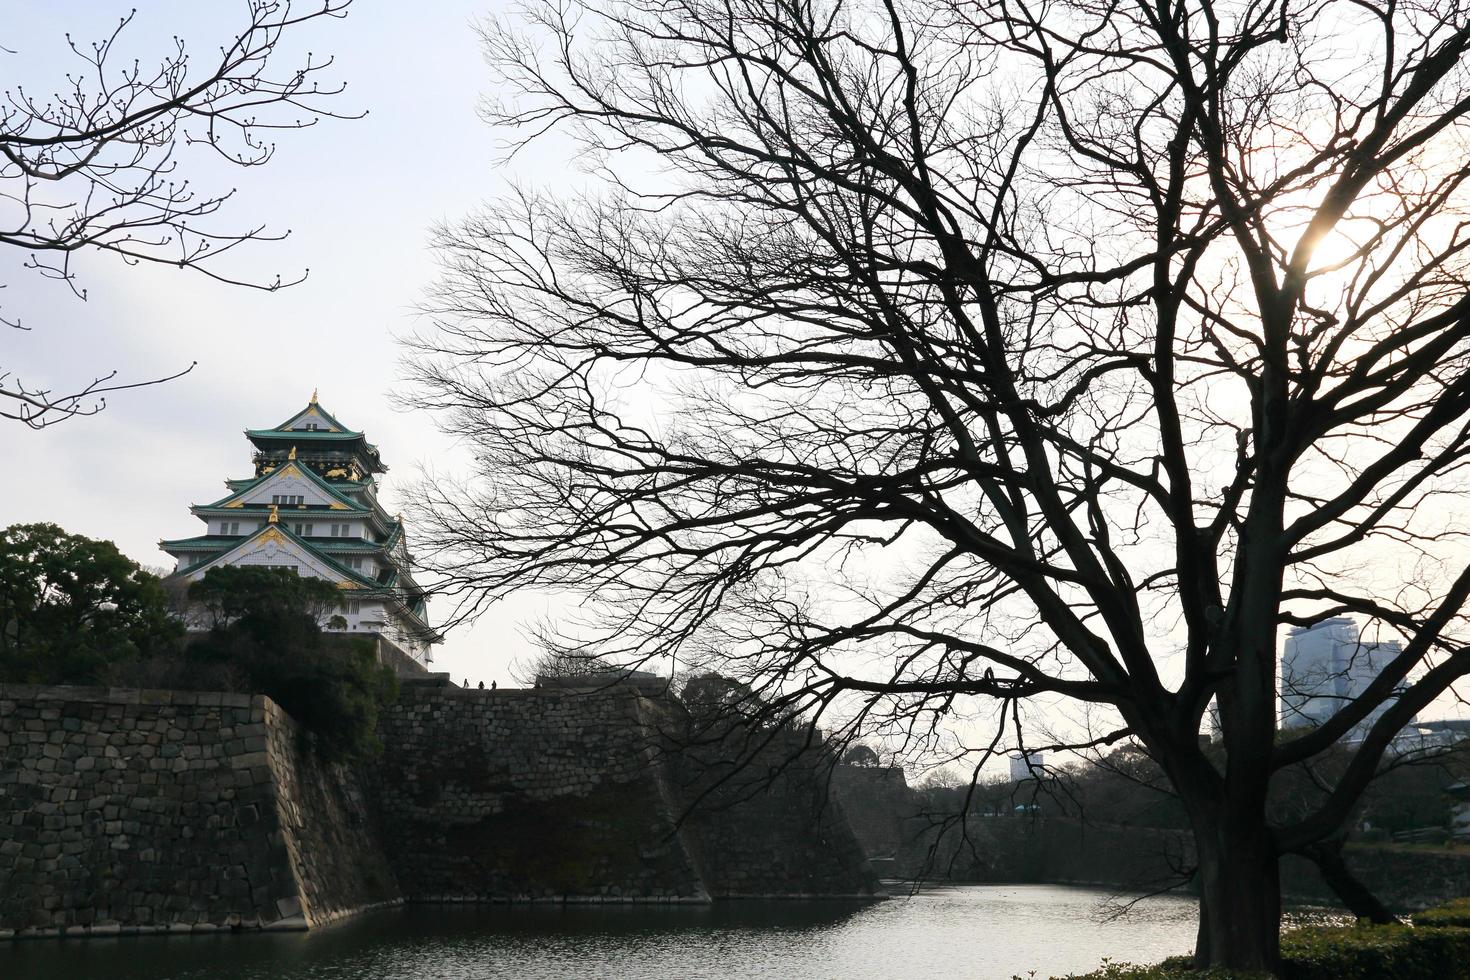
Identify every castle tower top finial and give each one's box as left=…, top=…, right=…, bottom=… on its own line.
left=310, top=387, right=318, bottom=404
left=268, top=504, right=280, bottom=525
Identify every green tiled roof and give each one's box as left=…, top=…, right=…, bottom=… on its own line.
left=164, top=533, right=389, bottom=553
left=163, top=523, right=388, bottom=592
left=159, top=535, right=236, bottom=552
left=266, top=400, right=356, bottom=435
left=246, top=428, right=368, bottom=442
left=199, top=459, right=372, bottom=513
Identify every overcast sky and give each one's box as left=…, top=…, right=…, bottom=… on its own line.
left=5, top=2, right=1467, bottom=751
left=0, top=0, right=555, bottom=685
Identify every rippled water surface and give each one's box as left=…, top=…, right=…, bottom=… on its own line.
left=4, top=884, right=1221, bottom=980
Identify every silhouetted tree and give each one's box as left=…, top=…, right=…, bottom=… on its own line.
left=3, top=1, right=356, bottom=427
left=406, top=1, right=1470, bottom=969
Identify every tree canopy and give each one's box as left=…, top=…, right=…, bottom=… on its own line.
left=189, top=566, right=396, bottom=761
left=0, top=522, right=180, bottom=684
left=405, top=0, right=1470, bottom=969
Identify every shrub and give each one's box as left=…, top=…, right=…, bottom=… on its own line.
left=1046, top=964, right=1266, bottom=979
left=1413, top=897, right=1470, bottom=928
left=191, top=628, right=398, bottom=761
left=1280, top=923, right=1470, bottom=980
left=1055, top=922, right=1470, bottom=980
left=187, top=567, right=398, bottom=761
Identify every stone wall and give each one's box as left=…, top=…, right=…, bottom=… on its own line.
left=259, top=699, right=401, bottom=924
left=0, top=685, right=399, bottom=938
left=370, top=683, right=881, bottom=902
left=0, top=681, right=879, bottom=939
left=831, top=766, right=921, bottom=862
left=664, top=725, right=880, bottom=898
left=372, top=684, right=709, bottom=902
left=1280, top=846, right=1470, bottom=911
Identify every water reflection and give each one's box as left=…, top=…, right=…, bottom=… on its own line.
left=1, top=885, right=1321, bottom=980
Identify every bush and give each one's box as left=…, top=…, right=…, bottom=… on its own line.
left=1046, top=964, right=1266, bottom=979
left=1413, top=897, right=1470, bottom=928
left=190, top=629, right=398, bottom=762
left=1280, top=923, right=1470, bottom=980
left=186, top=567, right=398, bottom=761
left=1054, top=922, right=1470, bottom=980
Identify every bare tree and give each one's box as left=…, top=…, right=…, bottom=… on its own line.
left=2, top=1, right=356, bottom=428
left=405, top=0, right=1470, bottom=970
left=514, top=645, right=613, bottom=684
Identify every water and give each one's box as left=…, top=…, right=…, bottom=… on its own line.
left=0, top=884, right=1250, bottom=980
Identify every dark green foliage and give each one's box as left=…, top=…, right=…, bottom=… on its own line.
left=1413, top=897, right=1470, bottom=928
left=1047, top=966, right=1267, bottom=980
left=1277, top=923, right=1470, bottom=980
left=189, top=564, right=342, bottom=628
left=0, top=523, right=181, bottom=684
left=1056, top=922, right=1470, bottom=980
left=187, top=566, right=397, bottom=761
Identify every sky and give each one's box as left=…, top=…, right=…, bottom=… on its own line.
left=0, top=0, right=554, bottom=686
left=3, top=1, right=1467, bottom=748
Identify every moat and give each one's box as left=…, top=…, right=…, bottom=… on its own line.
left=1, top=884, right=1343, bottom=980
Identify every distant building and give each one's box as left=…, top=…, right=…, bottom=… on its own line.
left=160, top=394, right=442, bottom=667
left=1280, top=617, right=1408, bottom=738
left=1009, top=751, right=1044, bottom=782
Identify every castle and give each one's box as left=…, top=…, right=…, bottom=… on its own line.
left=158, top=395, right=440, bottom=667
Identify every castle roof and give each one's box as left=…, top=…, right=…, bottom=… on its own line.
left=160, top=395, right=440, bottom=647
left=161, top=521, right=442, bottom=642
left=200, top=459, right=372, bottom=513
left=244, top=395, right=385, bottom=474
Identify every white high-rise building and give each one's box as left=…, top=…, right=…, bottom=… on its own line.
left=1009, top=751, right=1044, bottom=782
left=1280, top=617, right=1406, bottom=738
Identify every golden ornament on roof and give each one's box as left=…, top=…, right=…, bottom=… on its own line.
left=288, top=446, right=297, bottom=460
left=310, top=388, right=319, bottom=404
left=268, top=505, right=280, bottom=524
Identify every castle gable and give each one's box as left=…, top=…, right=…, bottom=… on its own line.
left=216, top=462, right=360, bottom=512
left=175, top=524, right=365, bottom=589
left=266, top=395, right=356, bottom=436
left=280, top=405, right=342, bottom=432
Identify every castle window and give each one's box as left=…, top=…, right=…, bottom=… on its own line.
left=293, top=523, right=315, bottom=536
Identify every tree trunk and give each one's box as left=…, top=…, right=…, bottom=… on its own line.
left=1298, top=839, right=1399, bottom=925
left=1192, top=813, right=1282, bottom=972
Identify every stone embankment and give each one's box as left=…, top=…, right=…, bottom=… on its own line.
left=0, top=685, right=397, bottom=939
left=0, top=680, right=879, bottom=938
left=372, top=681, right=879, bottom=902
left=372, top=684, right=709, bottom=903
